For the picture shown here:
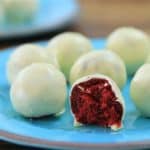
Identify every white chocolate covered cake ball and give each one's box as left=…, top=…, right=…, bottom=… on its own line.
left=7, top=44, right=58, bottom=84
left=70, top=74, right=125, bottom=131
left=70, top=50, right=127, bottom=89
left=107, top=27, right=150, bottom=75
left=48, top=32, right=93, bottom=79
left=2, top=0, right=38, bottom=23
left=130, top=64, right=150, bottom=117
left=10, top=63, right=67, bottom=117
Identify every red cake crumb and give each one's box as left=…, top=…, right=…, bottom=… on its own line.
left=70, top=78, right=123, bottom=128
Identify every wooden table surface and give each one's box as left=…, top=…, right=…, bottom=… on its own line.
left=0, top=0, right=150, bottom=149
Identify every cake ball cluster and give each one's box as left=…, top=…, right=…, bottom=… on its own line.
left=7, top=43, right=66, bottom=118
left=6, top=27, right=150, bottom=131
left=106, top=27, right=150, bottom=118
left=6, top=31, right=126, bottom=131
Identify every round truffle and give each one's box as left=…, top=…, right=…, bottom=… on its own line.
left=48, top=32, right=93, bottom=79
left=130, top=64, right=150, bottom=117
left=7, top=44, right=58, bottom=84
left=70, top=50, right=127, bottom=89
left=70, top=74, right=125, bottom=131
left=2, top=0, right=38, bottom=23
left=107, top=27, right=150, bottom=75
left=10, top=63, right=67, bottom=117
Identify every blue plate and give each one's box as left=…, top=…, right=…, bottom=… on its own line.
left=0, top=39, right=150, bottom=150
left=0, top=0, right=78, bottom=39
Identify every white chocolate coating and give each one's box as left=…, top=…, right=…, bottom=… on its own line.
left=130, top=64, right=150, bottom=117
left=71, top=74, right=125, bottom=131
left=45, top=47, right=59, bottom=69
left=107, top=27, right=150, bottom=75
left=2, top=0, right=38, bottom=23
left=7, top=44, right=58, bottom=84
left=48, top=32, right=93, bottom=79
left=70, top=50, right=127, bottom=89
left=10, top=63, right=67, bottom=117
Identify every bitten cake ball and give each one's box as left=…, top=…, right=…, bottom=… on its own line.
left=130, top=64, right=150, bottom=117
left=2, top=0, right=38, bottom=23
left=48, top=32, right=93, bottom=79
left=70, top=50, right=127, bottom=89
left=107, top=27, right=150, bottom=75
left=10, top=63, right=67, bottom=117
left=70, top=74, right=125, bottom=131
left=7, top=44, right=57, bottom=84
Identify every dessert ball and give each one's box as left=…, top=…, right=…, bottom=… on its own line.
left=10, top=63, right=67, bottom=117
left=70, top=74, right=125, bottom=131
left=48, top=32, right=93, bottom=79
left=107, top=27, right=150, bottom=75
left=46, top=48, right=59, bottom=68
left=7, top=44, right=58, bottom=84
left=130, top=64, right=150, bottom=117
left=2, top=0, right=38, bottom=23
left=70, top=50, right=127, bottom=89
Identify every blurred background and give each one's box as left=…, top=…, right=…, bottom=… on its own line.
left=0, top=0, right=150, bottom=46
left=75, top=0, right=150, bottom=37
left=0, top=0, right=150, bottom=149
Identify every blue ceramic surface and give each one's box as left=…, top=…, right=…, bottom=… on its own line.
left=0, top=39, right=149, bottom=150
left=0, top=0, right=78, bottom=38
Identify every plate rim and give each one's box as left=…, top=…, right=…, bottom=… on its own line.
left=0, top=129, right=150, bottom=150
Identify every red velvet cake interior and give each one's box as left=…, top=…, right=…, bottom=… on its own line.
left=70, top=78, right=123, bottom=128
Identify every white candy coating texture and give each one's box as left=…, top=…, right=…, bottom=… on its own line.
left=71, top=74, right=125, bottom=130
left=2, top=0, right=38, bottom=23
left=107, top=27, right=150, bottom=75
left=70, top=50, right=127, bottom=89
left=48, top=32, right=92, bottom=79
left=130, top=64, right=150, bottom=117
left=10, top=63, right=67, bottom=117
left=7, top=44, right=57, bottom=84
